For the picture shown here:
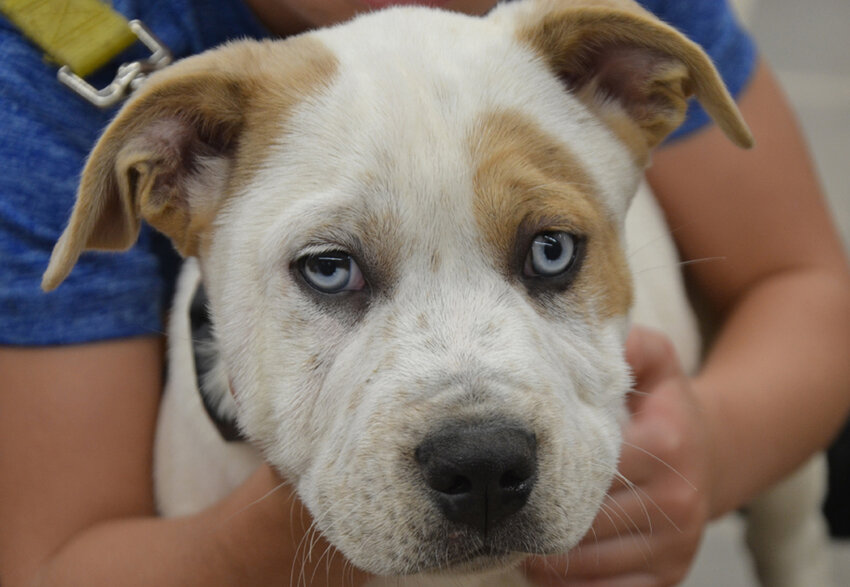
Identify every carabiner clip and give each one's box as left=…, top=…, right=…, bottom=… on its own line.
left=57, top=20, right=172, bottom=108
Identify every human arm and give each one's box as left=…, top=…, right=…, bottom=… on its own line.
left=0, top=338, right=371, bottom=587
left=651, top=59, right=850, bottom=516
left=525, top=59, right=850, bottom=586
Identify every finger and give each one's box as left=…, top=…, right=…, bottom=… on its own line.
left=566, top=534, right=659, bottom=577
left=580, top=488, right=655, bottom=541
left=561, top=574, right=656, bottom=587
left=626, top=326, right=682, bottom=391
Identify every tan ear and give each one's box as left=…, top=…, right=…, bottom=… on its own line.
left=41, top=62, right=248, bottom=291
left=42, top=37, right=338, bottom=292
left=509, top=0, right=753, bottom=157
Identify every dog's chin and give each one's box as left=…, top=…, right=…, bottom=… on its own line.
left=370, top=547, right=527, bottom=578
left=347, top=517, right=567, bottom=577
left=419, top=549, right=527, bottom=576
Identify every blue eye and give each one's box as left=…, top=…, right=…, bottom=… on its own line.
left=524, top=232, right=577, bottom=277
left=299, top=252, right=365, bottom=293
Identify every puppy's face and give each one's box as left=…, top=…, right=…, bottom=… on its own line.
left=43, top=0, right=751, bottom=576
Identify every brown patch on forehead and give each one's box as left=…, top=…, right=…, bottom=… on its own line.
left=229, top=36, right=339, bottom=191
left=469, top=109, right=632, bottom=318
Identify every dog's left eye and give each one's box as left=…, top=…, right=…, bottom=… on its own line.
left=524, top=231, right=579, bottom=278
left=299, top=252, right=365, bottom=294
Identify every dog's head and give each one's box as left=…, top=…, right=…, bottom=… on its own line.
left=43, top=0, right=750, bottom=576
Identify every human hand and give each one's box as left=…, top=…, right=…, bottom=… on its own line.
left=214, top=464, right=375, bottom=586
left=524, top=326, right=713, bottom=586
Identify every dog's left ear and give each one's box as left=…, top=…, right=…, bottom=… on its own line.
left=500, top=0, right=754, bottom=157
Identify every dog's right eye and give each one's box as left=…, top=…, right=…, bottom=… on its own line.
left=298, top=252, right=365, bottom=294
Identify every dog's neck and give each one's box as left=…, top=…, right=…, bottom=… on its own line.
left=189, top=282, right=246, bottom=443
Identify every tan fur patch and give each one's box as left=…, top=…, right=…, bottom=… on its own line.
left=42, top=36, right=338, bottom=290
left=469, top=109, right=632, bottom=319
left=511, top=0, right=753, bottom=152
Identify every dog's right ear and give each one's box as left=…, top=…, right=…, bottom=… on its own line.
left=42, top=38, right=338, bottom=291
left=42, top=57, right=250, bottom=291
left=41, top=62, right=247, bottom=291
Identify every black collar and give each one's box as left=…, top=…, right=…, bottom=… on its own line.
left=189, top=283, right=248, bottom=443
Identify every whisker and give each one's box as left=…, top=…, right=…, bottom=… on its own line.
left=310, top=539, right=338, bottom=586
left=607, top=460, right=686, bottom=534
left=626, top=232, right=673, bottom=261
left=626, top=218, right=701, bottom=261
left=292, top=520, right=319, bottom=587
left=602, top=493, right=644, bottom=538
left=221, top=478, right=290, bottom=525
left=602, top=501, right=651, bottom=566
left=621, top=440, right=697, bottom=491
left=613, top=471, right=653, bottom=534
left=632, top=255, right=726, bottom=276
left=631, top=481, right=684, bottom=534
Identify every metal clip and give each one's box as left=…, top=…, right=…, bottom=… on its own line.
left=57, top=20, right=172, bottom=108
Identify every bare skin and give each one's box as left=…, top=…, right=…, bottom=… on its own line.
left=0, top=3, right=493, bottom=586
left=524, top=61, right=850, bottom=586
left=0, top=340, right=371, bottom=586
left=2, top=4, right=849, bottom=587
left=243, top=0, right=498, bottom=36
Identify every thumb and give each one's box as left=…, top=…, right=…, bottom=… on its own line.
left=625, top=325, right=682, bottom=413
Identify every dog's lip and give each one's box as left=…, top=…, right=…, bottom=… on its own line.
left=361, top=0, right=452, bottom=9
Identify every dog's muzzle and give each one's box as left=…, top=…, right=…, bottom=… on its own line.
left=415, top=420, right=537, bottom=537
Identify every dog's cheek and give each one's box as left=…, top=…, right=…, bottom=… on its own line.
left=288, top=390, right=425, bottom=573
left=204, top=253, right=352, bottom=480
left=259, top=313, right=358, bottom=477
left=525, top=318, right=630, bottom=548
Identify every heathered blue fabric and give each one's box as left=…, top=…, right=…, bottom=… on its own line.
left=0, top=0, right=755, bottom=345
left=0, top=0, right=268, bottom=344
left=638, top=0, right=757, bottom=141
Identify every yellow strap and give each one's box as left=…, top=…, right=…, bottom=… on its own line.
left=0, top=0, right=136, bottom=78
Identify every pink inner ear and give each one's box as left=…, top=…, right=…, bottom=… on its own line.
left=118, top=118, right=201, bottom=211
left=138, top=117, right=198, bottom=154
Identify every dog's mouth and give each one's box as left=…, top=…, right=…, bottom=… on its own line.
left=405, top=520, right=544, bottom=576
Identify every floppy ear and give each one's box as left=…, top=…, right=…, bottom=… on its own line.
left=41, top=63, right=247, bottom=291
left=42, top=38, right=337, bottom=291
left=504, top=0, right=753, bottom=158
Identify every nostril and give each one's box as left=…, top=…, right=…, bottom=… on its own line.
left=499, top=470, right=529, bottom=491
left=443, top=475, right=472, bottom=496
left=415, top=419, right=538, bottom=535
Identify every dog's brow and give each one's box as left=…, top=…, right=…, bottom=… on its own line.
left=285, top=199, right=404, bottom=294
left=468, top=109, right=632, bottom=318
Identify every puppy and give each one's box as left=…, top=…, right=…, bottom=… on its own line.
left=42, top=0, right=753, bottom=584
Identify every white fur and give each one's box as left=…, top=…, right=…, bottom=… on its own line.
left=145, top=3, right=825, bottom=586
left=152, top=5, right=675, bottom=584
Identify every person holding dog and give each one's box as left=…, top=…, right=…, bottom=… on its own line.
left=1, top=1, right=849, bottom=586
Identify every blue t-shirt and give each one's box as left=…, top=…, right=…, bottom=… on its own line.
left=0, top=0, right=756, bottom=345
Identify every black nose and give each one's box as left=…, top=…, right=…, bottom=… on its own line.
left=415, top=420, right=537, bottom=536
